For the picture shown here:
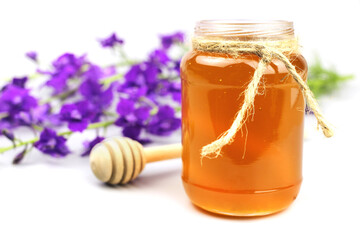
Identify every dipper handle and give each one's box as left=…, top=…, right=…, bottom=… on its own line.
left=90, top=137, right=182, bottom=185
left=144, top=143, right=182, bottom=163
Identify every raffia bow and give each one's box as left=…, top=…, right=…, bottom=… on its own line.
left=192, top=37, right=334, bottom=158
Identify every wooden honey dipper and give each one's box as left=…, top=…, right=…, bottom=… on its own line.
left=90, top=137, right=182, bottom=185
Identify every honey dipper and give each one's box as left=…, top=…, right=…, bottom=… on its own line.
left=90, top=137, right=182, bottom=185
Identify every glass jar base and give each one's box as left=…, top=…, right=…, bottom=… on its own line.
left=182, top=179, right=301, bottom=217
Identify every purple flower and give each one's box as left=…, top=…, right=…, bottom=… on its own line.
left=25, top=51, right=38, bottom=62
left=80, top=79, right=113, bottom=111
left=115, top=115, right=142, bottom=139
left=78, top=65, right=114, bottom=120
left=149, top=49, right=170, bottom=65
left=173, top=59, right=181, bottom=74
left=1, top=76, right=28, bottom=92
left=160, top=32, right=185, bottom=49
left=60, top=101, right=94, bottom=132
left=80, top=69, right=113, bottom=101
left=116, top=98, right=135, bottom=116
left=81, top=64, right=117, bottom=82
left=12, top=112, right=33, bottom=126
left=305, top=105, right=313, bottom=115
left=45, top=53, right=86, bottom=93
left=32, top=104, right=53, bottom=125
left=34, top=128, right=70, bottom=157
left=134, top=106, right=151, bottom=121
left=1, top=129, right=15, bottom=141
left=156, top=80, right=173, bottom=97
left=169, top=82, right=181, bottom=103
left=12, top=77, right=28, bottom=88
left=81, top=64, right=103, bottom=82
left=45, top=72, right=69, bottom=93
left=116, top=98, right=151, bottom=122
left=0, top=85, right=37, bottom=117
left=118, top=62, right=159, bottom=99
left=13, top=147, right=28, bottom=164
left=81, top=136, right=105, bottom=156
left=0, top=120, right=11, bottom=134
left=147, top=79, right=181, bottom=103
left=102, top=66, right=117, bottom=77
left=122, top=125, right=143, bottom=141
left=99, top=33, right=124, bottom=48
left=52, top=53, right=86, bottom=73
left=146, top=105, right=181, bottom=136
left=115, top=98, right=151, bottom=142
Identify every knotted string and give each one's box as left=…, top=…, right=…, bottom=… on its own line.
left=192, top=37, right=334, bottom=158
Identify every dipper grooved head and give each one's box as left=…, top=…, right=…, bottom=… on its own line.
left=90, top=137, right=145, bottom=185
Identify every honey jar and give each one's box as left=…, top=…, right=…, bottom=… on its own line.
left=181, top=20, right=309, bottom=216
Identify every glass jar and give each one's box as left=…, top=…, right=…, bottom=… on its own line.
left=180, top=20, right=308, bottom=216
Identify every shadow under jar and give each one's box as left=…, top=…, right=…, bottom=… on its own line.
left=181, top=20, right=308, bottom=216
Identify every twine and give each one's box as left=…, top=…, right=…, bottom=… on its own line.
left=192, top=37, right=334, bottom=158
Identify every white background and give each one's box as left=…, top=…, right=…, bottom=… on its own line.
left=0, top=0, right=360, bottom=239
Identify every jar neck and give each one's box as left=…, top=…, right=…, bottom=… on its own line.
left=194, top=20, right=295, bottom=41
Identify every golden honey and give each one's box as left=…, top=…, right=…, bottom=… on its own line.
left=181, top=20, right=308, bottom=216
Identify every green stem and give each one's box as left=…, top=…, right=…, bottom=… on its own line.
left=101, top=72, right=123, bottom=86
left=103, top=111, right=118, bottom=117
left=0, top=137, right=38, bottom=154
left=139, top=96, right=158, bottom=112
left=1, top=72, right=42, bottom=83
left=41, top=88, right=78, bottom=104
left=28, top=72, right=42, bottom=80
left=0, top=113, right=8, bottom=120
left=41, top=72, right=124, bottom=104
left=115, top=60, right=139, bottom=67
left=86, top=120, right=114, bottom=129
left=0, top=120, right=115, bottom=154
left=158, top=74, right=179, bottom=81
left=117, top=47, right=135, bottom=66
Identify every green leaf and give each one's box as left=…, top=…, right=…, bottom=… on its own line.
left=308, top=57, right=354, bottom=97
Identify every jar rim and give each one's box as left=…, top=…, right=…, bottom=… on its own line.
left=194, top=20, right=294, bottom=40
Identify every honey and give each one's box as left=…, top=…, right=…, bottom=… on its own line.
left=180, top=20, right=308, bottom=216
